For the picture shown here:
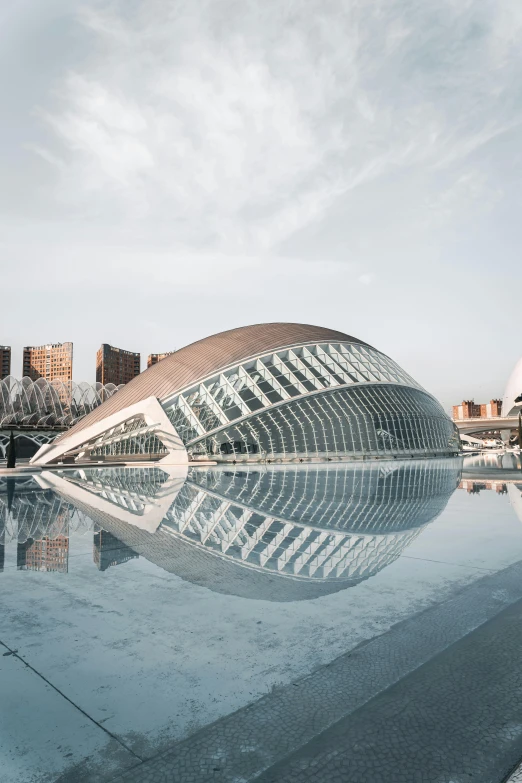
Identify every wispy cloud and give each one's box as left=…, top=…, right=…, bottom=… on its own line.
left=31, top=0, right=522, bottom=253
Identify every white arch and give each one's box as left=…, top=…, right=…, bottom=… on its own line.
left=31, top=395, right=188, bottom=466
left=502, top=357, right=522, bottom=418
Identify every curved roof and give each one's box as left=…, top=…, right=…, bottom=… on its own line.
left=58, top=322, right=371, bottom=442
left=502, top=356, right=522, bottom=417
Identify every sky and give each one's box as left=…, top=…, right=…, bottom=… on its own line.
left=1, top=0, right=522, bottom=412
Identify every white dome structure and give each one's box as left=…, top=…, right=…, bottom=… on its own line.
left=502, top=357, right=522, bottom=418
left=32, top=322, right=459, bottom=466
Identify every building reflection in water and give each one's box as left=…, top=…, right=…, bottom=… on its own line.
left=0, top=477, right=84, bottom=573
left=1, top=460, right=462, bottom=597
left=9, top=458, right=462, bottom=601
left=93, top=530, right=139, bottom=571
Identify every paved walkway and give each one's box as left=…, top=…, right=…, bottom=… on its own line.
left=113, top=560, right=522, bottom=783
left=255, top=598, right=522, bottom=783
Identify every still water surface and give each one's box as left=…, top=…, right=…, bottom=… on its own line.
left=2, top=458, right=522, bottom=782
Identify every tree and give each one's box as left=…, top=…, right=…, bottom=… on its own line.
left=6, top=431, right=16, bottom=469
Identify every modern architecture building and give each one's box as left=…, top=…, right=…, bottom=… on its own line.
left=147, top=352, right=175, bottom=368
left=0, top=378, right=124, bottom=460
left=32, top=323, right=459, bottom=466
left=0, top=378, right=123, bottom=429
left=23, top=342, right=73, bottom=383
left=502, top=357, right=522, bottom=418
left=96, top=344, right=140, bottom=386
left=0, top=346, right=11, bottom=380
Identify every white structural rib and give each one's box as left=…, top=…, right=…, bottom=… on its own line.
left=31, top=396, right=188, bottom=466
left=35, top=465, right=188, bottom=534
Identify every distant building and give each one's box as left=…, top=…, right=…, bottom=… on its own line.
left=0, top=346, right=11, bottom=379
left=17, top=535, right=69, bottom=572
left=147, top=352, right=175, bottom=368
left=459, top=480, right=507, bottom=495
left=96, top=344, right=140, bottom=386
left=453, top=399, right=502, bottom=420
left=23, top=342, right=73, bottom=383
left=93, top=530, right=139, bottom=571
left=480, top=400, right=502, bottom=418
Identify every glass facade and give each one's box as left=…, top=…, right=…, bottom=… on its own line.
left=30, top=332, right=458, bottom=465
left=160, top=341, right=457, bottom=460
left=87, top=416, right=168, bottom=459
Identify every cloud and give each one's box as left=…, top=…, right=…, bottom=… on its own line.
left=358, top=273, right=375, bottom=286
left=25, top=0, right=521, bottom=255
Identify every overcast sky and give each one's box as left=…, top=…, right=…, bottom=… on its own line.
left=2, top=0, right=522, bottom=411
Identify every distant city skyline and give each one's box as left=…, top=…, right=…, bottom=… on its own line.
left=1, top=341, right=175, bottom=380
left=2, top=1, right=522, bottom=411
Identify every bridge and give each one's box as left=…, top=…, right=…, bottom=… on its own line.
left=454, top=416, right=518, bottom=437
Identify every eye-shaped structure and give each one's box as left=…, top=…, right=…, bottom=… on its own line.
left=32, top=323, right=459, bottom=466
left=23, top=459, right=461, bottom=600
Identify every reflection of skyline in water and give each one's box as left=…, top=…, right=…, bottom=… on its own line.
left=463, top=452, right=522, bottom=471
left=0, top=477, right=90, bottom=573
left=0, top=460, right=461, bottom=600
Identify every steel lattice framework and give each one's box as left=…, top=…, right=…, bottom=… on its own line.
left=30, top=324, right=460, bottom=466
left=0, top=376, right=124, bottom=428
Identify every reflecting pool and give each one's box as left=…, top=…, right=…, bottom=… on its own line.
left=3, top=458, right=522, bottom=783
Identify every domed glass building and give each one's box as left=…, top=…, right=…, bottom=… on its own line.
left=32, top=323, right=459, bottom=466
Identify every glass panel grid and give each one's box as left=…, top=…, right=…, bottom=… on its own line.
left=161, top=342, right=433, bottom=450
left=191, top=385, right=456, bottom=459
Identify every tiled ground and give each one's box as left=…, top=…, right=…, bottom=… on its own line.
left=114, top=562, right=522, bottom=783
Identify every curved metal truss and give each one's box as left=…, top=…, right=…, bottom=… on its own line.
left=0, top=376, right=124, bottom=429
left=31, top=338, right=460, bottom=466
left=0, top=430, right=57, bottom=459
left=161, top=341, right=459, bottom=460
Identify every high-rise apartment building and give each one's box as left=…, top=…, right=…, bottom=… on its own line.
left=453, top=399, right=502, bottom=420
left=0, top=346, right=11, bottom=379
left=17, top=536, right=69, bottom=573
left=452, top=400, right=481, bottom=420
left=93, top=530, right=139, bottom=571
left=147, top=351, right=175, bottom=368
left=23, top=342, right=73, bottom=382
left=480, top=399, right=502, bottom=418
left=96, top=344, right=140, bottom=386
